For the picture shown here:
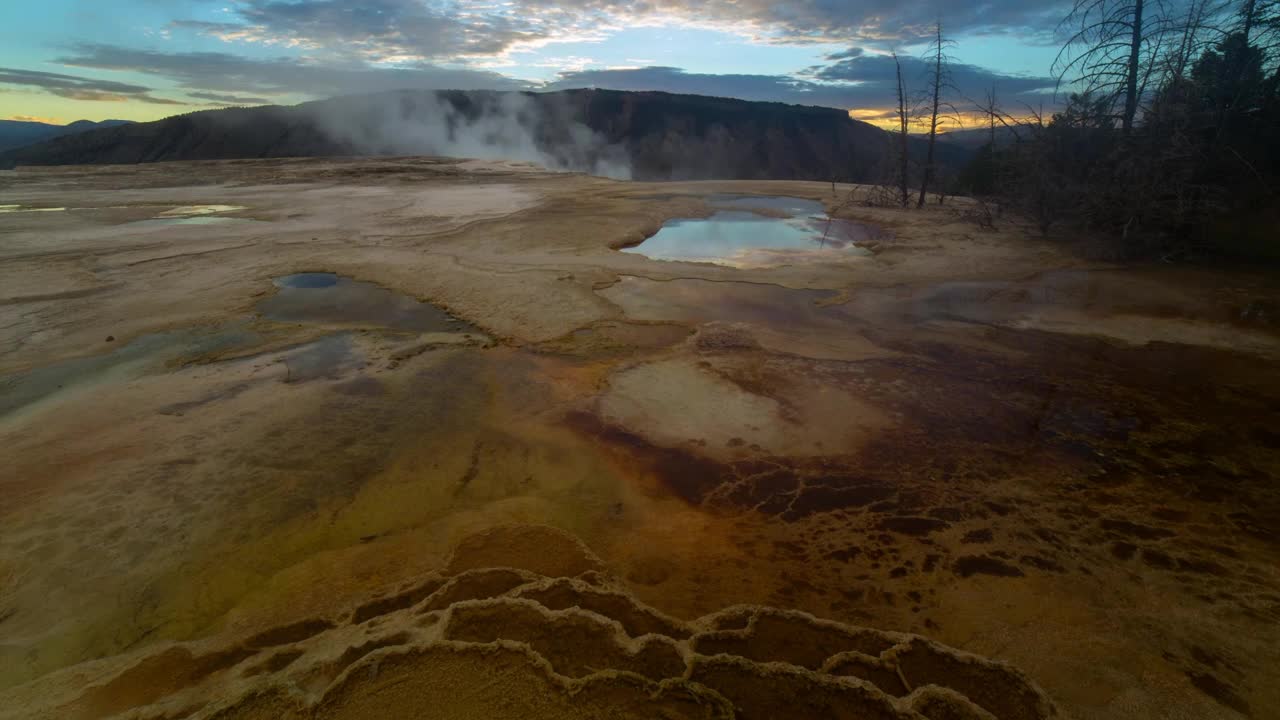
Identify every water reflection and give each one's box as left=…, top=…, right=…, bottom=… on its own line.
left=260, top=273, right=477, bottom=333
left=623, top=195, right=883, bottom=268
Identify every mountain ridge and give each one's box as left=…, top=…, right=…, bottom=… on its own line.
left=0, top=118, right=132, bottom=154
left=0, top=89, right=968, bottom=181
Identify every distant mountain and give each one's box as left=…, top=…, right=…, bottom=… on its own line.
left=936, top=125, right=1031, bottom=150
left=0, top=90, right=969, bottom=182
left=0, top=119, right=132, bottom=153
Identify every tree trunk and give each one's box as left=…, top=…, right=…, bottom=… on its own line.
left=988, top=85, right=997, bottom=148
left=917, top=23, right=943, bottom=208
left=1122, top=0, right=1145, bottom=134
left=988, top=84, right=998, bottom=188
left=894, top=52, right=910, bottom=207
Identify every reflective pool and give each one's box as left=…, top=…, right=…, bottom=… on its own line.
left=622, top=195, right=883, bottom=268
left=125, top=205, right=259, bottom=227
left=260, top=273, right=478, bottom=333
left=156, top=205, right=248, bottom=217
left=0, top=205, right=66, bottom=213
left=130, top=216, right=262, bottom=227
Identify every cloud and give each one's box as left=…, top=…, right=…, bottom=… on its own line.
left=545, top=0, right=1073, bottom=47
left=848, top=108, right=899, bottom=122
left=549, top=58, right=1056, bottom=118
left=0, top=67, right=150, bottom=94
left=56, top=44, right=533, bottom=100
left=45, top=89, right=130, bottom=102
left=187, top=91, right=273, bottom=105
left=169, top=0, right=1073, bottom=65
left=826, top=48, right=865, bottom=61
left=172, top=0, right=571, bottom=62
left=35, top=3, right=1061, bottom=121
left=49, top=43, right=1053, bottom=120
left=548, top=66, right=816, bottom=103
left=805, top=51, right=1057, bottom=102
left=8, top=115, right=64, bottom=124
left=0, top=67, right=182, bottom=105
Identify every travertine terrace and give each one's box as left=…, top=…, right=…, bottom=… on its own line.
left=1, top=158, right=1277, bottom=719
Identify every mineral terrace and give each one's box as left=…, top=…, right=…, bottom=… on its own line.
left=1, top=158, right=1277, bottom=720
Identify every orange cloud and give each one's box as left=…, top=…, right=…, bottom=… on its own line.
left=847, top=108, right=901, bottom=130
left=848, top=108, right=1040, bottom=134
left=8, top=114, right=64, bottom=124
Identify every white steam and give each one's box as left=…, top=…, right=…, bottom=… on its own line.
left=312, top=91, right=631, bottom=179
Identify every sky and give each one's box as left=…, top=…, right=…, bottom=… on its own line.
left=0, top=0, right=1073, bottom=130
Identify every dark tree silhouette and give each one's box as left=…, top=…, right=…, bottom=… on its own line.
left=1054, top=0, right=1169, bottom=134
left=916, top=22, right=959, bottom=207
left=893, top=51, right=911, bottom=207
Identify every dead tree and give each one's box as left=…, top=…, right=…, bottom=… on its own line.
left=986, top=84, right=999, bottom=148
left=916, top=23, right=959, bottom=207
left=1054, top=0, right=1171, bottom=134
left=1241, top=0, right=1264, bottom=40
left=961, top=82, right=1005, bottom=203
left=1144, top=0, right=1215, bottom=129
left=1124, top=0, right=1148, bottom=131
left=893, top=51, right=911, bottom=207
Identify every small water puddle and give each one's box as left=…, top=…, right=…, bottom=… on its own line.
left=2, top=271, right=478, bottom=417
left=623, top=195, right=884, bottom=268
left=157, top=205, right=247, bottom=217
left=134, top=217, right=262, bottom=227
left=0, top=205, right=67, bottom=213
left=2, top=205, right=248, bottom=218
left=0, top=323, right=262, bottom=417
left=125, top=205, right=262, bottom=227
left=260, top=273, right=478, bottom=333
left=283, top=333, right=364, bottom=382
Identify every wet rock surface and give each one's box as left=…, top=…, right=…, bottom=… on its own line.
left=1, top=160, right=1278, bottom=720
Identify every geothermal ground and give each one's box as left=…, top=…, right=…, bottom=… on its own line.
left=0, top=158, right=1277, bottom=720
